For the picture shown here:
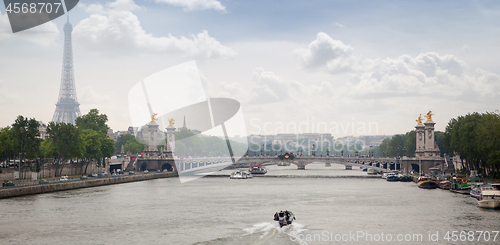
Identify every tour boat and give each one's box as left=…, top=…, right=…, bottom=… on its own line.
left=273, top=210, right=296, bottom=228
left=450, top=177, right=473, bottom=190
left=277, top=162, right=290, bottom=166
left=249, top=165, right=267, bottom=174
left=477, top=190, right=500, bottom=209
left=229, top=170, right=253, bottom=179
left=417, top=176, right=437, bottom=189
left=386, top=175, right=400, bottom=181
left=470, top=184, right=493, bottom=199
left=399, top=175, right=413, bottom=182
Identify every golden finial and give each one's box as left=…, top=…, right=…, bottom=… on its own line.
left=150, top=113, right=158, bottom=124
left=416, top=114, right=423, bottom=125
left=168, top=118, right=175, bottom=127
left=424, top=111, right=434, bottom=122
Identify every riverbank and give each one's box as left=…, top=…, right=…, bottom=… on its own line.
left=0, top=172, right=177, bottom=199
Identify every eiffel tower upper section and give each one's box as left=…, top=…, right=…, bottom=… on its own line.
left=52, top=17, right=81, bottom=125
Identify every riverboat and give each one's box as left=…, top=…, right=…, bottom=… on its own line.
left=249, top=165, right=267, bottom=174
left=229, top=170, right=252, bottom=179
left=470, top=184, right=493, bottom=199
left=477, top=190, right=500, bottom=209
left=450, top=177, right=473, bottom=191
left=417, top=176, right=437, bottom=189
left=273, top=210, right=296, bottom=228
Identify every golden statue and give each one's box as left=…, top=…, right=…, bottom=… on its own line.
left=416, top=114, right=423, bottom=125
left=168, top=118, right=175, bottom=127
left=150, top=113, right=158, bottom=124
left=425, top=110, right=434, bottom=122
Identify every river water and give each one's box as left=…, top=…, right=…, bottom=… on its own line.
left=1, top=163, right=499, bottom=244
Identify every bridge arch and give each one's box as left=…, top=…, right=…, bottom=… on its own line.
left=139, top=162, right=148, bottom=171
left=161, top=163, right=173, bottom=171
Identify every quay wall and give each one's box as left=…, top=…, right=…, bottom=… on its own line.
left=0, top=172, right=177, bottom=199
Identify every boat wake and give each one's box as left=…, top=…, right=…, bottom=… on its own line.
left=194, top=222, right=308, bottom=245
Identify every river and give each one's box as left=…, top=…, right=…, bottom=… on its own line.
left=0, top=163, right=499, bottom=244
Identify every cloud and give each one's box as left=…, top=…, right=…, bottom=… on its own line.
left=0, top=10, right=59, bottom=46
left=334, top=22, right=344, bottom=28
left=249, top=67, right=303, bottom=104
left=294, top=32, right=354, bottom=72
left=154, top=0, right=226, bottom=12
left=296, top=32, right=499, bottom=102
left=74, top=0, right=235, bottom=59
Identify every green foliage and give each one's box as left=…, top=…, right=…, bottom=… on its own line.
left=75, top=109, right=109, bottom=135
left=40, top=138, right=57, bottom=158
left=116, top=134, right=144, bottom=154
left=11, top=115, right=41, bottom=160
left=124, top=140, right=144, bottom=154
left=46, top=122, right=83, bottom=162
left=444, top=111, right=500, bottom=176
left=0, top=127, right=15, bottom=162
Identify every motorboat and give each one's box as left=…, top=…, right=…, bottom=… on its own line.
left=249, top=165, right=267, bottom=174
left=325, top=162, right=331, bottom=167
left=367, top=169, right=378, bottom=175
left=386, top=175, right=400, bottom=181
left=230, top=170, right=252, bottom=179
left=438, top=180, right=451, bottom=189
left=273, top=210, right=296, bottom=228
left=477, top=190, right=500, bottom=209
left=277, top=162, right=290, bottom=166
left=381, top=172, right=390, bottom=179
left=470, top=184, right=493, bottom=199
left=399, top=176, right=413, bottom=182
left=450, top=177, right=473, bottom=191
left=417, top=176, right=437, bottom=189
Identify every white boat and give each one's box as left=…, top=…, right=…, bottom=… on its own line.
left=367, top=169, right=378, bottom=175
left=470, top=184, right=494, bottom=199
left=230, top=170, right=252, bottom=179
left=477, top=190, right=500, bottom=209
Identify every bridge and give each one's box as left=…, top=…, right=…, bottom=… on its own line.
left=161, top=154, right=405, bottom=175
left=237, top=155, right=400, bottom=172
left=118, top=153, right=445, bottom=177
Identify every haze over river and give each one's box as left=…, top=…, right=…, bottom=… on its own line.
left=1, top=163, right=499, bottom=244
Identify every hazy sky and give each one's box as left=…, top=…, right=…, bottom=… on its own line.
left=1, top=0, right=499, bottom=137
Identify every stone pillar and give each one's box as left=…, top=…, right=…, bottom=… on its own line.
left=424, top=121, right=435, bottom=151
left=165, top=127, right=176, bottom=157
left=145, top=123, right=159, bottom=158
left=415, top=125, right=425, bottom=157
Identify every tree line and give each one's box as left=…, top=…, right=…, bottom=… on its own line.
left=444, top=112, right=500, bottom=177
left=0, top=109, right=115, bottom=177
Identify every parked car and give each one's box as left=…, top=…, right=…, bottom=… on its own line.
left=144, top=170, right=149, bottom=174
left=80, top=176, right=88, bottom=180
left=156, top=170, right=161, bottom=173
left=2, top=181, right=15, bottom=187
left=111, top=173, right=117, bottom=177
left=60, top=176, right=69, bottom=181
left=129, top=171, right=135, bottom=175
left=39, top=179, right=49, bottom=184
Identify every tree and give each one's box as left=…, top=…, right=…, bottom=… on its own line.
left=76, top=109, right=115, bottom=172
left=12, top=116, right=41, bottom=179
left=46, top=122, right=83, bottom=176
left=75, top=109, right=109, bottom=135
left=0, top=127, right=14, bottom=163
left=115, top=134, right=137, bottom=153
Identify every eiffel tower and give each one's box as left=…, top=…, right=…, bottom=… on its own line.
left=52, top=17, right=81, bottom=124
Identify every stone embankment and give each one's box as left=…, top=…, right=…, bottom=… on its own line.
left=0, top=172, right=177, bottom=199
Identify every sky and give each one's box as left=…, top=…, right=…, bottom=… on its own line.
left=0, top=0, right=499, bottom=137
